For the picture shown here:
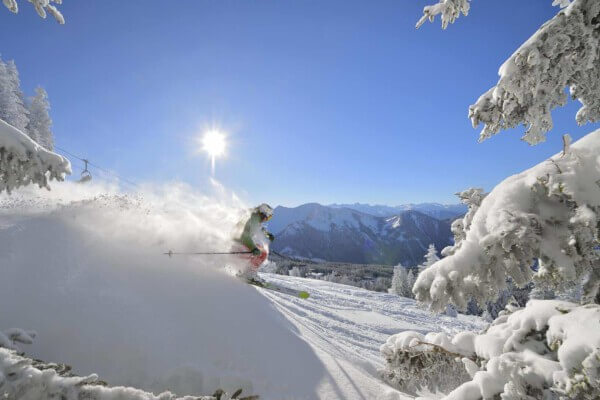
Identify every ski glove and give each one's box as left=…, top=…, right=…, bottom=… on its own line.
left=251, top=248, right=262, bottom=256
left=267, top=233, right=275, bottom=242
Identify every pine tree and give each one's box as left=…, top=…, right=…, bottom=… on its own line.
left=418, top=244, right=439, bottom=273
left=398, top=2, right=600, bottom=398
left=389, top=264, right=408, bottom=296
left=0, top=60, right=11, bottom=124
left=389, top=264, right=417, bottom=298
left=0, top=58, right=29, bottom=132
left=402, top=269, right=416, bottom=299
left=27, top=87, right=54, bottom=150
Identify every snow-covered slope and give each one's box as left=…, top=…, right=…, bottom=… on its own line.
left=0, top=183, right=483, bottom=400
left=270, top=203, right=453, bottom=266
left=257, top=273, right=484, bottom=399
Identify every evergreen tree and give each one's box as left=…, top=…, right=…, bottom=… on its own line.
left=0, top=57, right=29, bottom=132
left=402, top=269, right=416, bottom=299
left=418, top=244, right=439, bottom=273
left=399, top=2, right=600, bottom=397
left=27, top=87, right=54, bottom=150
left=389, top=264, right=408, bottom=296
left=389, top=264, right=416, bottom=298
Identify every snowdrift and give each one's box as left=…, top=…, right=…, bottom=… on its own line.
left=0, top=182, right=326, bottom=399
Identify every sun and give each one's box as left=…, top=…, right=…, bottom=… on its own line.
left=202, top=130, right=226, bottom=158
left=199, top=129, right=227, bottom=174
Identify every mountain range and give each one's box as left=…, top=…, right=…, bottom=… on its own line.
left=329, top=202, right=466, bottom=220
left=268, top=203, right=460, bottom=266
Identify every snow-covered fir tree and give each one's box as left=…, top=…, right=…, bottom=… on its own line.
left=0, top=58, right=29, bottom=132
left=440, top=188, right=487, bottom=259
left=0, top=58, right=55, bottom=149
left=3, top=0, right=65, bottom=24
left=0, top=55, right=67, bottom=192
left=413, top=137, right=600, bottom=311
left=380, top=1, right=600, bottom=399
left=418, top=244, right=439, bottom=273
left=417, top=244, right=459, bottom=316
left=389, top=264, right=407, bottom=296
left=403, top=269, right=416, bottom=299
left=27, top=87, right=54, bottom=150
left=389, top=264, right=417, bottom=298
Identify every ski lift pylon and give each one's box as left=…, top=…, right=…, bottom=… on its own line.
left=78, top=159, right=92, bottom=183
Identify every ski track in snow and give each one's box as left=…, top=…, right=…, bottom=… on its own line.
left=255, top=273, right=484, bottom=400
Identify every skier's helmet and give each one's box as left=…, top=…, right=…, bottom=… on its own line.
left=256, top=203, right=274, bottom=221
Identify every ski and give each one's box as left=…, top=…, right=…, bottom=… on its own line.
left=246, top=278, right=310, bottom=299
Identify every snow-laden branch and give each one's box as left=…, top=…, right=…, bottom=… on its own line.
left=0, top=118, right=70, bottom=193
left=417, top=1, right=599, bottom=145
left=0, top=328, right=36, bottom=351
left=416, top=0, right=470, bottom=30
left=2, top=0, right=64, bottom=24
left=414, top=130, right=600, bottom=311
left=470, top=0, right=599, bottom=144
left=380, top=329, right=475, bottom=394
left=417, top=0, right=572, bottom=30
left=382, top=300, right=600, bottom=399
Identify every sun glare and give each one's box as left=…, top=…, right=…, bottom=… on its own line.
left=202, top=130, right=226, bottom=157
left=200, top=129, right=227, bottom=174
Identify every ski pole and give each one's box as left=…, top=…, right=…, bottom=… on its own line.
left=164, top=250, right=252, bottom=257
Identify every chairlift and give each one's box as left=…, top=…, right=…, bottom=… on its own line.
left=77, top=159, right=92, bottom=183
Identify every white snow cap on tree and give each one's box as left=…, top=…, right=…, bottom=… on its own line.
left=2, top=0, right=64, bottom=24
left=0, top=118, right=70, bottom=193
left=413, top=130, right=600, bottom=312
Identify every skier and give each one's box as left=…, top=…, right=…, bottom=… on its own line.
left=233, top=203, right=275, bottom=283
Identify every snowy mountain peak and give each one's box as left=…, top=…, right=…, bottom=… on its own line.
left=329, top=202, right=466, bottom=220
left=270, top=204, right=452, bottom=266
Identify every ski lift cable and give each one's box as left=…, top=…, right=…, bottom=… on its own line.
left=67, top=158, right=92, bottom=180
left=55, top=145, right=138, bottom=188
left=54, top=145, right=140, bottom=188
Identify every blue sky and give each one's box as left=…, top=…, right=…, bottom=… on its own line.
left=1, top=1, right=597, bottom=207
